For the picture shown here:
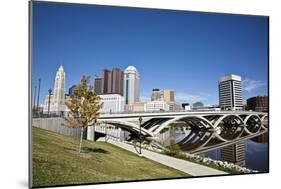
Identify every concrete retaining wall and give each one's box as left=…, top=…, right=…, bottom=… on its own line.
left=32, top=117, right=82, bottom=138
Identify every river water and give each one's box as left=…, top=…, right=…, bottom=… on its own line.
left=173, top=131, right=269, bottom=172
left=205, top=136, right=269, bottom=172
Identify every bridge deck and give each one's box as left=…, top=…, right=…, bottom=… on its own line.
left=100, top=111, right=267, bottom=119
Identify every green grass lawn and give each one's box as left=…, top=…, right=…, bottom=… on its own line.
left=32, top=127, right=189, bottom=187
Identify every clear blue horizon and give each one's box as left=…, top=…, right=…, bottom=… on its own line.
left=32, top=1, right=268, bottom=106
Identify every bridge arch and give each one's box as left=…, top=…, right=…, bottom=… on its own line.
left=152, top=115, right=215, bottom=135
left=260, top=114, right=268, bottom=129
left=243, top=114, right=262, bottom=134
left=101, top=119, right=154, bottom=137
left=177, top=129, right=215, bottom=151
left=213, top=114, right=245, bottom=142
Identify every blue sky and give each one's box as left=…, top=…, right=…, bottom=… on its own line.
left=32, top=2, right=268, bottom=106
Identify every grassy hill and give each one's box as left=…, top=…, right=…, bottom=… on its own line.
left=32, top=127, right=189, bottom=187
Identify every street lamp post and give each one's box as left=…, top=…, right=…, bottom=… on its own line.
left=105, top=122, right=107, bottom=143
left=93, top=119, right=97, bottom=142
left=36, top=78, right=41, bottom=110
left=139, top=116, right=143, bottom=155
left=33, top=86, right=37, bottom=110
left=47, top=89, right=52, bottom=116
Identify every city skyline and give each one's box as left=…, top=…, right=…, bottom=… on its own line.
left=29, top=2, right=269, bottom=187
left=32, top=2, right=268, bottom=106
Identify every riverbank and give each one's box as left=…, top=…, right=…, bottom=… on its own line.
left=122, top=140, right=257, bottom=174
left=32, top=127, right=189, bottom=187
left=107, top=139, right=227, bottom=176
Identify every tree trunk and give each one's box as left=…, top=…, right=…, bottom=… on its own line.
left=93, top=124, right=95, bottom=142
left=79, top=127, right=84, bottom=154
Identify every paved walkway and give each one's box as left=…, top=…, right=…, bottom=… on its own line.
left=107, top=139, right=227, bottom=176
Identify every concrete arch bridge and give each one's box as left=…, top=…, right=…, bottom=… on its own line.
left=95, top=111, right=268, bottom=153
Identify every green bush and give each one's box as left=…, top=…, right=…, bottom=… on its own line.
left=163, top=144, right=186, bottom=159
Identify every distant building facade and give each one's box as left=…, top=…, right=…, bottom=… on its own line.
left=151, top=88, right=161, bottom=101
left=94, top=77, right=102, bottom=95
left=151, top=89, right=175, bottom=102
left=149, top=88, right=177, bottom=111
left=68, top=85, right=76, bottom=97
left=247, top=96, right=268, bottom=112
left=193, top=102, right=204, bottom=108
left=144, top=101, right=169, bottom=112
left=132, top=102, right=145, bottom=112
left=162, top=90, right=175, bottom=102
left=167, top=102, right=182, bottom=111
left=124, top=66, right=140, bottom=106
left=99, top=94, right=125, bottom=113
left=219, top=74, right=243, bottom=110
left=182, top=103, right=191, bottom=111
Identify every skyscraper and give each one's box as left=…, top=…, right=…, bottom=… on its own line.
left=101, top=69, right=112, bottom=94
left=124, top=66, right=140, bottom=105
left=151, top=89, right=175, bottom=102
left=219, top=74, right=243, bottom=110
left=161, top=90, right=175, bottom=102
left=150, top=89, right=178, bottom=111
left=43, top=65, right=68, bottom=113
left=151, top=88, right=161, bottom=101
left=53, top=65, right=65, bottom=106
left=100, top=68, right=124, bottom=95
left=111, top=68, right=124, bottom=96
left=94, top=77, right=102, bottom=95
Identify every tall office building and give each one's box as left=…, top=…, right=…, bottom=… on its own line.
left=101, top=69, right=112, bottom=94
left=94, top=77, right=102, bottom=95
left=161, top=90, right=175, bottom=102
left=111, top=68, right=124, bottom=96
left=151, top=89, right=177, bottom=111
left=99, top=68, right=124, bottom=95
left=151, top=88, right=161, bottom=101
left=124, top=66, right=140, bottom=105
left=43, top=65, right=68, bottom=113
left=219, top=74, right=243, bottom=110
left=151, top=89, right=175, bottom=102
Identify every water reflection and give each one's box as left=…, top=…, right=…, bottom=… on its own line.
left=205, top=142, right=246, bottom=167
left=159, top=124, right=268, bottom=172
left=205, top=133, right=268, bottom=172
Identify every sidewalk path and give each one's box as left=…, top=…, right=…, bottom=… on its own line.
left=107, top=140, right=227, bottom=176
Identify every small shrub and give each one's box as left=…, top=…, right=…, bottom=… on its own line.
left=163, top=144, right=186, bottom=159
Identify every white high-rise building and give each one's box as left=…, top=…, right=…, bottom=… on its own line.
left=219, top=74, right=243, bottom=110
left=43, top=65, right=68, bottom=114
left=124, top=66, right=140, bottom=106
left=144, top=101, right=169, bottom=112
left=98, top=94, right=125, bottom=113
